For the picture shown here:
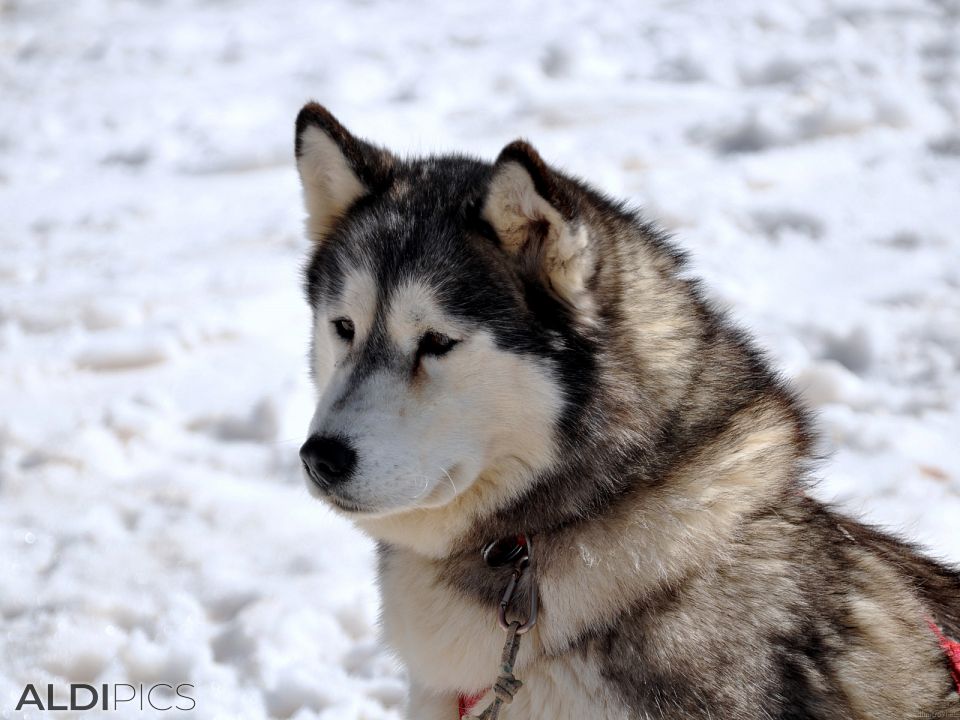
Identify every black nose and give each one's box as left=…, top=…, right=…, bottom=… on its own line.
left=300, top=435, right=357, bottom=487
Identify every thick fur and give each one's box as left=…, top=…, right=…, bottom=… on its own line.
left=293, top=102, right=960, bottom=719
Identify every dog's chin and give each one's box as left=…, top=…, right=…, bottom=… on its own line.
left=304, top=467, right=469, bottom=519
left=303, top=475, right=377, bottom=515
left=325, top=493, right=374, bottom=515
left=303, top=478, right=423, bottom=519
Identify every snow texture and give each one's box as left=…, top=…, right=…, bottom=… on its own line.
left=1, top=0, right=958, bottom=718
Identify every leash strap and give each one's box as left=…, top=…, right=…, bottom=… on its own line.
left=472, top=620, right=523, bottom=720
left=459, top=534, right=537, bottom=719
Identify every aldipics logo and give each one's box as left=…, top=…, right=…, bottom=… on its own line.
left=15, top=683, right=196, bottom=712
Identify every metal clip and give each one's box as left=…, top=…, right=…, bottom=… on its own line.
left=494, top=536, right=538, bottom=635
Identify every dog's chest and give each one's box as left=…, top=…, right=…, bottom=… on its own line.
left=378, top=548, right=512, bottom=691
left=378, top=547, right=636, bottom=719
left=493, top=658, right=630, bottom=720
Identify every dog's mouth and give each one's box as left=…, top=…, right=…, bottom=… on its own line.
left=324, top=493, right=371, bottom=514
left=303, top=463, right=466, bottom=516
left=302, top=471, right=374, bottom=514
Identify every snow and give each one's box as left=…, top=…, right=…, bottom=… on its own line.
left=1, top=0, right=958, bottom=717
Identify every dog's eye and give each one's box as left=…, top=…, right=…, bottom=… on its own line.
left=332, top=318, right=355, bottom=342
left=417, top=331, right=459, bottom=359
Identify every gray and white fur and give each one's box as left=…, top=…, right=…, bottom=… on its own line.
left=293, top=103, right=960, bottom=720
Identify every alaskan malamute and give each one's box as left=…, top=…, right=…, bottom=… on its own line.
left=294, top=102, right=960, bottom=719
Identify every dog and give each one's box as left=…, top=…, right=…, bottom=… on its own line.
left=293, top=102, right=960, bottom=719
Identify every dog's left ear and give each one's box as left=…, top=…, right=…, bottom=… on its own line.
left=482, top=141, right=594, bottom=312
left=295, top=102, right=393, bottom=241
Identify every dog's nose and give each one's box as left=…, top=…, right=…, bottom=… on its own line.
left=300, top=435, right=357, bottom=487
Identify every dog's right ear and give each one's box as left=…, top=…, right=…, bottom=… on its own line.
left=483, top=141, right=595, bottom=315
left=295, top=103, right=393, bottom=241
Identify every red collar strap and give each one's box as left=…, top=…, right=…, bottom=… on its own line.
left=928, top=618, right=960, bottom=693
left=458, top=691, right=486, bottom=719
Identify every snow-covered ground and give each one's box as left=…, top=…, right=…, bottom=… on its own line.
left=1, top=0, right=958, bottom=717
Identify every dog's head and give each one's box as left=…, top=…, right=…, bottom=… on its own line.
left=294, top=104, right=693, bottom=536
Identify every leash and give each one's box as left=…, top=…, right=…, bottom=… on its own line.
left=458, top=534, right=538, bottom=720
left=472, top=620, right=524, bottom=719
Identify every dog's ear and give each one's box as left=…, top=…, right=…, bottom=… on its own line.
left=482, top=141, right=594, bottom=312
left=295, top=102, right=393, bottom=241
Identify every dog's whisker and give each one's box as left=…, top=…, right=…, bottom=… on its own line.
left=441, top=467, right=458, bottom=496
left=267, top=436, right=308, bottom=446
left=411, top=474, right=431, bottom=499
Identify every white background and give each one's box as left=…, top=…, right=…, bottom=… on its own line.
left=1, top=0, right=958, bottom=717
